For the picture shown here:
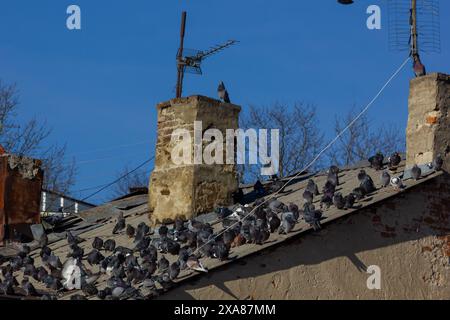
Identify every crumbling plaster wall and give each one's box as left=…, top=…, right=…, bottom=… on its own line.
left=407, top=73, right=450, bottom=171
left=149, top=96, right=240, bottom=224
left=161, top=175, right=450, bottom=300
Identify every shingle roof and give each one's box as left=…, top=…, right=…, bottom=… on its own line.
left=0, top=159, right=444, bottom=300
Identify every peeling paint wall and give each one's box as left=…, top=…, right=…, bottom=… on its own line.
left=161, top=174, right=450, bottom=300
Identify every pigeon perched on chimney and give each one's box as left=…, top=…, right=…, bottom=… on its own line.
left=413, top=56, right=426, bottom=77
left=217, top=81, right=231, bottom=103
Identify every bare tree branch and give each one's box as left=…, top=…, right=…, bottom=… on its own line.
left=327, top=105, right=405, bottom=166
left=0, top=79, right=77, bottom=193
left=240, top=102, right=324, bottom=183
left=111, top=165, right=149, bottom=199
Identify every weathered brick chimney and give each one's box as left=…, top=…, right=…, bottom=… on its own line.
left=406, top=73, right=450, bottom=171
left=148, top=95, right=240, bottom=224
left=0, top=151, right=43, bottom=244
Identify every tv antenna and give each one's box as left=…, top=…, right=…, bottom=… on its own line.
left=388, top=0, right=441, bottom=76
left=175, top=11, right=238, bottom=98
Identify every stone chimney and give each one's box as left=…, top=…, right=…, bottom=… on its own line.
left=406, top=73, right=450, bottom=171
left=148, top=95, right=241, bottom=224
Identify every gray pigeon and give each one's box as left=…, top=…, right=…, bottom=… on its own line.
left=104, top=239, right=116, bottom=252
left=411, top=164, right=422, bottom=181
left=332, top=192, right=345, bottom=210
left=381, top=171, right=391, bottom=188
left=112, top=212, right=126, bottom=234
left=388, top=152, right=401, bottom=169
left=303, top=190, right=313, bottom=204
left=305, top=179, right=319, bottom=196
left=218, top=81, right=231, bottom=103
left=433, top=154, right=443, bottom=171
left=92, top=237, right=103, bottom=250
left=278, top=212, right=296, bottom=234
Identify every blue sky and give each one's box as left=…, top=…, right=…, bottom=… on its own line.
left=0, top=0, right=448, bottom=203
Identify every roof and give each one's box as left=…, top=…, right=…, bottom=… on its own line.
left=0, top=158, right=445, bottom=300
left=42, top=189, right=97, bottom=208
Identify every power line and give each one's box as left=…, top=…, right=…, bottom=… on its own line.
left=63, top=156, right=155, bottom=210
left=195, top=56, right=411, bottom=255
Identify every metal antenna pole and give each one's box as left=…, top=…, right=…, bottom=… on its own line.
left=176, top=11, right=187, bottom=98
left=411, top=0, right=419, bottom=58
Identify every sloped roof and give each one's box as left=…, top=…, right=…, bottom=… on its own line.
left=0, top=159, right=444, bottom=300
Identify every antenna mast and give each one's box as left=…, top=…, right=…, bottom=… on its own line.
left=176, top=11, right=187, bottom=99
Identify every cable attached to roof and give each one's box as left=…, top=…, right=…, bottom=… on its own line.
left=194, top=56, right=412, bottom=255
left=62, top=156, right=155, bottom=211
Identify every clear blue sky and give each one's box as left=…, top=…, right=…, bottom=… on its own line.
left=0, top=0, right=449, bottom=203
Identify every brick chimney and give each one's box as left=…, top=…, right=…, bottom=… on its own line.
left=406, top=73, right=450, bottom=171
left=148, top=95, right=241, bottom=224
left=0, top=152, right=43, bottom=244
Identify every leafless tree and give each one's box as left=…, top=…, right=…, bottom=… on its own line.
left=327, top=106, right=405, bottom=166
left=111, top=165, right=149, bottom=199
left=240, top=102, right=324, bottom=183
left=0, top=80, right=76, bottom=194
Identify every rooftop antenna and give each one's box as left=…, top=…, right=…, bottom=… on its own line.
left=388, top=0, right=441, bottom=76
left=175, top=11, right=238, bottom=98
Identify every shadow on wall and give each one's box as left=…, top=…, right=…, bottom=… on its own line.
left=159, top=174, right=450, bottom=300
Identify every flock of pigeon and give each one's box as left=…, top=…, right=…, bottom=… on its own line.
left=0, top=151, right=444, bottom=300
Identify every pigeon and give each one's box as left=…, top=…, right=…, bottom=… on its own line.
left=388, top=152, right=402, bottom=169
left=352, top=187, right=365, bottom=200
left=67, top=231, right=82, bottom=246
left=104, top=239, right=116, bottom=252
left=92, top=237, right=104, bottom=251
left=22, top=278, right=38, bottom=296
left=369, top=152, right=384, bottom=170
left=327, top=166, right=340, bottom=186
left=38, top=232, right=48, bottom=248
left=344, top=194, right=355, bottom=209
left=303, top=203, right=322, bottom=231
left=332, top=192, right=345, bottom=210
left=158, top=225, right=169, bottom=239
left=169, top=261, right=181, bottom=280
left=186, top=255, right=208, bottom=273
left=112, top=212, right=126, bottom=234
left=158, top=256, right=170, bottom=273
left=359, top=170, right=376, bottom=194
left=305, top=179, right=320, bottom=196
left=390, top=176, right=404, bottom=190
left=218, top=81, right=231, bottom=103
left=381, top=171, right=391, bottom=188
left=411, top=164, right=422, bottom=181
left=82, top=283, right=98, bottom=297
left=67, top=244, right=84, bottom=260
left=126, top=224, right=135, bottom=238
left=268, top=212, right=281, bottom=233
left=278, top=211, right=296, bottom=234
left=288, top=203, right=300, bottom=221
left=216, top=207, right=233, bottom=220
left=87, top=250, right=104, bottom=266
left=413, top=56, right=426, bottom=77
left=432, top=154, right=444, bottom=171
left=62, top=258, right=81, bottom=290
left=253, top=180, right=265, bottom=196
left=303, top=190, right=314, bottom=204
